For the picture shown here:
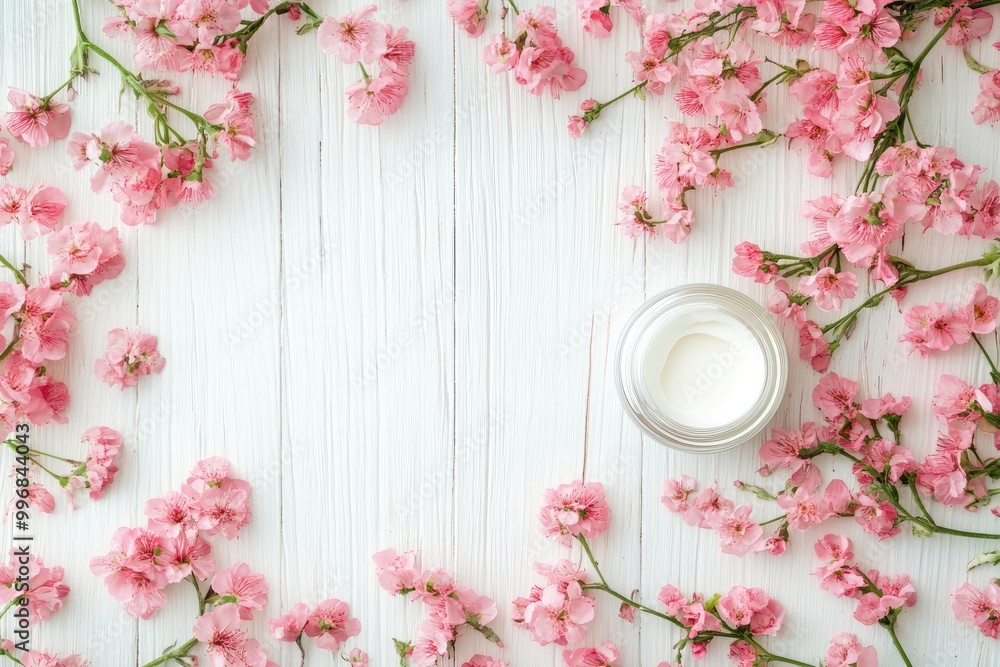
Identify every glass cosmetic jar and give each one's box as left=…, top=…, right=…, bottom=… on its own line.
left=615, top=284, right=788, bottom=453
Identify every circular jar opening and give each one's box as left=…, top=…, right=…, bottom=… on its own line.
left=616, top=284, right=788, bottom=453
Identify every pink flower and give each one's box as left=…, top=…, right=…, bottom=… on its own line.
left=717, top=586, right=785, bottom=635
left=900, top=302, right=971, bottom=355
left=212, top=562, right=269, bottom=621
left=625, top=49, right=679, bottom=95
left=567, top=115, right=587, bottom=138
left=20, top=653, right=89, bottom=667
left=973, top=70, right=1000, bottom=125
left=728, top=640, right=759, bottom=667
left=304, top=598, right=362, bottom=652
left=372, top=548, right=420, bottom=594
left=705, top=505, right=763, bottom=556
left=187, top=477, right=252, bottom=539
left=798, top=267, right=858, bottom=311
left=732, top=241, right=777, bottom=284
left=192, top=605, right=269, bottom=667
left=562, top=641, right=619, bottom=667
left=204, top=90, right=256, bottom=162
left=814, top=533, right=853, bottom=566
left=932, top=375, right=980, bottom=424
left=5, top=89, right=71, bottom=148
left=482, top=34, right=520, bottom=72
left=661, top=475, right=697, bottom=512
left=348, top=649, right=370, bottom=665
left=94, top=328, right=166, bottom=389
left=513, top=45, right=588, bottom=98
left=0, top=552, right=68, bottom=624
left=160, top=533, right=214, bottom=583
left=853, top=493, right=900, bottom=539
left=760, top=423, right=817, bottom=478
left=0, top=138, right=13, bottom=176
left=47, top=221, right=125, bottom=296
left=69, top=121, right=160, bottom=192
left=523, top=581, right=596, bottom=645
left=145, top=491, right=195, bottom=537
left=939, top=6, right=993, bottom=46
left=0, top=184, right=67, bottom=240
left=345, top=71, right=409, bottom=126
left=318, top=5, right=387, bottom=64
left=966, top=283, right=998, bottom=335
left=17, top=286, right=76, bottom=364
left=539, top=480, right=611, bottom=545
left=812, top=373, right=858, bottom=421
left=825, top=633, right=878, bottom=667
left=448, top=0, right=489, bottom=36
left=658, top=584, right=686, bottom=616
left=269, top=602, right=310, bottom=642
left=462, top=657, right=508, bottom=667
left=83, top=426, right=124, bottom=501
left=953, top=582, right=1000, bottom=638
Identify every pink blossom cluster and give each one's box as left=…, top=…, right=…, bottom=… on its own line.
left=0, top=191, right=126, bottom=430
left=825, top=633, right=878, bottom=667
left=786, top=58, right=901, bottom=177
left=900, top=283, right=997, bottom=356
left=655, top=583, right=784, bottom=661
left=0, top=550, right=83, bottom=665
left=918, top=374, right=1000, bottom=507
left=512, top=559, right=596, bottom=646
left=4, top=89, right=71, bottom=149
left=75, top=426, right=124, bottom=502
left=68, top=100, right=254, bottom=225
left=100, top=0, right=277, bottom=79
left=0, top=125, right=14, bottom=176
left=953, top=581, right=1000, bottom=638
left=538, top=479, right=611, bottom=546
left=47, top=221, right=125, bottom=296
left=563, top=641, right=619, bottom=667
left=813, top=534, right=917, bottom=625
left=574, top=0, right=644, bottom=39
left=480, top=6, right=587, bottom=98
left=318, top=5, right=415, bottom=126
left=91, top=457, right=253, bottom=620
left=373, top=548, right=501, bottom=667
left=614, top=123, right=733, bottom=243
left=93, top=327, right=166, bottom=390
left=0, top=551, right=68, bottom=626
left=461, top=657, right=508, bottom=667
left=0, top=183, right=67, bottom=240
left=762, top=373, right=919, bottom=539
left=662, top=472, right=851, bottom=555
left=269, top=599, right=364, bottom=655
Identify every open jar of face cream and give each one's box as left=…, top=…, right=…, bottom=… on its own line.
left=615, top=284, right=788, bottom=453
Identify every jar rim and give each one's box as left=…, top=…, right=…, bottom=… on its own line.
left=615, top=284, right=788, bottom=453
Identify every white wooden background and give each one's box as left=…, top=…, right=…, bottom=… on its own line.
left=3, top=1, right=1000, bottom=665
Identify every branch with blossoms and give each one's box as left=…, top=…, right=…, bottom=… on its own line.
left=372, top=548, right=503, bottom=667
left=813, top=534, right=917, bottom=667
left=510, top=479, right=876, bottom=667
left=268, top=600, right=366, bottom=667
left=0, top=549, right=84, bottom=666
left=448, top=1, right=588, bottom=99
left=90, top=457, right=284, bottom=667
left=666, top=372, right=1000, bottom=553
left=4, top=2, right=415, bottom=229
left=4, top=426, right=124, bottom=518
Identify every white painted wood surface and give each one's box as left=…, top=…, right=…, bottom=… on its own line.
left=3, top=1, right=1000, bottom=664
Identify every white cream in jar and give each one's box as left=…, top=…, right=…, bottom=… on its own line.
left=642, top=311, right=767, bottom=429
left=616, top=284, right=788, bottom=453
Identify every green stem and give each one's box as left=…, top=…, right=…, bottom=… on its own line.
left=741, top=636, right=816, bottom=667
left=759, top=514, right=787, bottom=526
left=577, top=535, right=609, bottom=588
left=972, top=333, right=1000, bottom=378
left=0, top=597, right=20, bottom=621
left=507, top=0, right=520, bottom=13
left=190, top=574, right=206, bottom=615
left=709, top=134, right=778, bottom=157
left=0, top=255, right=28, bottom=286
left=908, top=483, right=937, bottom=526
left=140, top=638, right=199, bottom=667
left=884, top=622, right=913, bottom=667
left=0, top=337, right=17, bottom=363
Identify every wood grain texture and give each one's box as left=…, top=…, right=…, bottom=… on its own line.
left=2, top=0, right=1000, bottom=664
